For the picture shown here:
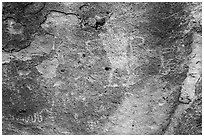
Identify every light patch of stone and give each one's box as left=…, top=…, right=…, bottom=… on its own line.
left=179, top=33, right=201, bottom=103
left=2, top=52, right=14, bottom=63
left=5, top=19, right=24, bottom=35
left=36, top=58, right=59, bottom=79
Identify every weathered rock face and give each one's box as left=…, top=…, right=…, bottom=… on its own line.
left=174, top=79, right=202, bottom=135
left=2, top=2, right=47, bottom=53
left=2, top=2, right=201, bottom=135
left=2, top=57, right=53, bottom=132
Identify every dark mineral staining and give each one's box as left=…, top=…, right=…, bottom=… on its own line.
left=145, top=57, right=162, bottom=76
left=3, top=39, right=31, bottom=53
left=11, top=108, right=35, bottom=120
left=2, top=2, right=30, bottom=17
left=24, top=2, right=46, bottom=15
left=182, top=33, right=194, bottom=55
left=2, top=55, right=53, bottom=130
left=146, top=3, right=187, bottom=38
left=175, top=98, right=202, bottom=135
left=104, top=66, right=112, bottom=71
left=161, top=63, right=188, bottom=86
left=71, top=3, right=109, bottom=41
left=56, top=64, right=73, bottom=79
left=132, top=57, right=161, bottom=81
left=145, top=3, right=191, bottom=56
left=3, top=56, right=45, bottom=80
left=2, top=2, right=47, bottom=53
left=78, top=3, right=110, bottom=33
left=3, top=77, right=49, bottom=119
left=144, top=3, right=193, bottom=88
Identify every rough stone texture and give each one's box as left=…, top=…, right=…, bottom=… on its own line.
left=2, top=2, right=202, bottom=135
left=2, top=2, right=48, bottom=52
left=174, top=79, right=202, bottom=135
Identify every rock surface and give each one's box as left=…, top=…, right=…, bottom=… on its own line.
left=2, top=2, right=202, bottom=135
